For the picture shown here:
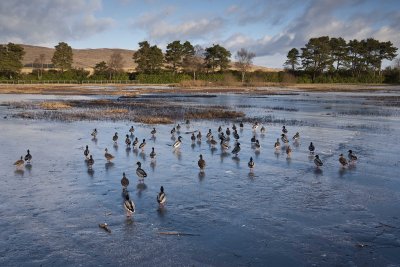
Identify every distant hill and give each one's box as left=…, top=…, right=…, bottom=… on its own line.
left=19, top=44, right=281, bottom=73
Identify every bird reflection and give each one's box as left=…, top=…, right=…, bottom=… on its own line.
left=173, top=149, right=182, bottom=161
left=140, top=151, right=146, bottom=161
left=150, top=161, right=156, bottom=171
left=105, top=162, right=114, bottom=170
left=91, top=137, right=98, bottom=144
left=313, top=168, right=323, bottom=176
left=87, top=168, right=95, bottom=177
left=198, top=171, right=205, bottom=181
left=14, top=169, right=24, bottom=176
left=136, top=182, right=147, bottom=197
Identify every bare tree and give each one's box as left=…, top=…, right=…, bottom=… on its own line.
left=108, top=52, right=124, bottom=79
left=33, top=53, right=46, bottom=79
left=394, top=57, right=400, bottom=69
left=235, top=48, right=256, bottom=83
left=183, top=45, right=205, bottom=80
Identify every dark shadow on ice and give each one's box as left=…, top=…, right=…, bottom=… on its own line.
left=198, top=171, right=205, bottom=181
left=105, top=162, right=114, bottom=170
left=136, top=183, right=147, bottom=197
left=87, top=168, right=95, bottom=177
left=339, top=167, right=347, bottom=177
left=91, top=137, right=98, bottom=144
left=14, top=169, right=24, bottom=176
left=140, top=151, right=146, bottom=161
left=313, top=168, right=323, bottom=176
left=150, top=161, right=156, bottom=171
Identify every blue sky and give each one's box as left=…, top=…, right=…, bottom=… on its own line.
left=0, top=0, right=399, bottom=68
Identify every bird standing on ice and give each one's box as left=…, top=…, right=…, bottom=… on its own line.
left=157, top=186, right=166, bottom=208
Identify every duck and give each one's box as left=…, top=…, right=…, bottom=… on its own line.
left=25, top=149, right=32, bottom=163
left=248, top=157, right=255, bottom=169
left=232, top=124, right=237, bottom=131
left=282, top=126, right=288, bottom=134
left=123, top=194, right=135, bottom=217
left=91, top=128, right=97, bottom=138
left=132, top=137, right=139, bottom=147
left=274, top=138, right=281, bottom=149
left=176, top=124, right=181, bottom=131
left=112, top=132, right=118, bottom=143
left=233, top=130, right=240, bottom=140
left=308, top=142, right=315, bottom=154
left=220, top=139, right=230, bottom=150
left=232, top=142, right=241, bottom=155
left=240, top=122, right=244, bottom=128
left=198, top=154, right=206, bottom=170
left=84, top=146, right=89, bottom=159
left=251, top=135, right=256, bottom=143
left=218, top=132, right=226, bottom=141
left=136, top=161, right=147, bottom=180
left=129, top=126, right=135, bottom=134
left=185, top=119, right=190, bottom=124
left=196, top=131, right=202, bottom=140
left=121, top=172, right=129, bottom=188
left=339, top=154, right=348, bottom=167
left=218, top=126, right=222, bottom=132
left=191, top=133, right=196, bottom=142
left=286, top=145, right=292, bottom=156
left=150, top=147, right=156, bottom=159
left=260, top=126, right=266, bottom=133
left=173, top=136, right=182, bottom=149
left=254, top=140, right=261, bottom=150
left=125, top=135, right=131, bottom=146
left=170, top=127, right=176, bottom=135
left=206, top=129, right=212, bottom=139
left=281, top=134, right=289, bottom=144
left=252, top=122, right=259, bottom=131
left=139, top=139, right=146, bottom=150
left=210, top=136, right=217, bottom=147
left=157, top=186, right=167, bottom=207
left=104, top=148, right=114, bottom=162
left=87, top=155, right=94, bottom=169
left=14, top=156, right=24, bottom=167
left=226, top=128, right=231, bottom=136
left=348, top=150, right=358, bottom=161
left=151, top=128, right=156, bottom=135
left=314, top=155, right=323, bottom=167
left=292, top=132, right=300, bottom=140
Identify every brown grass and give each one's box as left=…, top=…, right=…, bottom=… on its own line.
left=104, top=108, right=129, bottom=114
left=39, top=101, right=72, bottom=110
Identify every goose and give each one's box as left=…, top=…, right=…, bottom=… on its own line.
left=157, top=186, right=167, bottom=207
left=173, top=136, right=182, bottom=149
left=171, top=127, right=176, bottom=135
left=14, top=156, right=24, bottom=167
left=87, top=155, right=94, bottom=169
left=191, top=133, right=196, bottom=142
left=121, top=172, right=129, bottom=188
left=151, top=128, right=156, bottom=135
left=339, top=154, right=348, bottom=167
left=123, top=194, right=135, bottom=217
left=220, top=139, right=230, bottom=150
left=286, top=145, right=292, bottom=156
left=91, top=128, right=97, bottom=138
left=282, top=126, right=288, bottom=134
left=206, top=129, right=212, bottom=139
left=251, top=135, right=256, bottom=143
left=309, top=142, right=315, bottom=154
left=132, top=137, right=139, bottom=147
left=232, top=142, right=241, bottom=155
left=84, top=146, right=89, bottom=159
left=274, top=138, right=281, bottom=149
left=104, top=148, right=114, bottom=162
left=136, top=161, right=147, bottom=180
left=176, top=124, right=181, bottom=131
left=281, top=134, right=289, bottom=144
left=139, top=139, right=146, bottom=150
left=252, top=122, right=259, bottom=131
left=254, top=140, right=261, bottom=150
left=125, top=135, right=131, bottom=146
left=218, top=126, right=222, bottom=132
left=210, top=136, right=217, bottom=147
left=233, top=130, right=240, bottom=140
left=239, top=122, right=244, bottom=128
left=129, top=126, right=135, bottom=134
left=348, top=150, right=358, bottom=161
left=112, top=132, right=118, bottom=143
left=196, top=131, right=202, bottom=140
left=292, top=132, right=300, bottom=140
left=198, top=154, right=206, bottom=170
left=226, top=128, right=231, bottom=136
left=314, top=155, right=323, bottom=167
left=260, top=126, right=266, bottom=133
left=25, top=149, right=32, bottom=163
left=150, top=147, right=156, bottom=159
left=232, top=124, right=237, bottom=131
left=248, top=157, right=255, bottom=169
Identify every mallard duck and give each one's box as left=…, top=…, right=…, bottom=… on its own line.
left=226, top=127, right=231, bottom=136
left=132, top=137, right=139, bottom=147
left=14, top=156, right=24, bottom=167
left=210, top=136, right=217, bottom=147
left=139, top=139, right=146, bottom=150
left=171, top=127, right=176, bottom=135
left=112, top=132, right=118, bottom=143
left=274, top=138, right=281, bottom=149
left=198, top=154, right=206, bottom=170
left=25, top=149, right=32, bottom=163
left=121, top=172, right=129, bottom=188
left=91, top=128, right=97, bottom=138
left=233, top=130, right=240, bottom=140
left=248, top=157, right=255, bottom=169
left=314, top=155, right=323, bottom=167
left=251, top=135, right=256, bottom=143
left=218, top=126, right=222, bottom=132
left=252, top=122, right=259, bottom=131
left=84, top=146, right=89, bottom=159
left=173, top=136, right=182, bottom=149
left=125, top=135, right=131, bottom=146
left=282, top=126, right=288, bottom=134
left=286, top=145, right=292, bottom=156
left=129, top=126, right=135, bottom=134
left=124, top=194, right=135, bottom=217
left=254, top=140, right=261, bottom=150
left=232, top=142, right=241, bottom=155
left=150, top=147, right=156, bottom=159
left=196, top=131, right=202, bottom=140
left=339, top=154, right=348, bottom=167
left=348, top=150, right=358, bottom=161
left=220, top=139, right=230, bottom=150
left=232, top=124, right=237, bottom=131
left=151, top=128, right=156, bottom=135
left=191, top=133, right=196, bottom=142
left=281, top=134, right=289, bottom=144
left=157, top=186, right=166, bottom=207
left=87, top=155, right=94, bottom=169
left=176, top=124, right=181, bottom=131
left=308, top=142, right=315, bottom=154
left=260, top=126, right=266, bottom=133
left=206, top=129, right=212, bottom=139
left=292, top=132, right=300, bottom=140
left=136, top=161, right=147, bottom=180
left=239, top=122, right=244, bottom=128
left=185, top=119, right=190, bottom=124
left=104, top=148, right=114, bottom=162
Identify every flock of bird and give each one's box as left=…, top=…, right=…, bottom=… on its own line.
left=13, top=121, right=358, bottom=218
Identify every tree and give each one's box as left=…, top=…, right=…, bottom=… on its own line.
left=183, top=45, right=205, bottom=80
left=52, top=42, right=73, bottom=72
left=329, top=37, right=348, bottom=70
left=300, top=36, right=332, bottom=81
left=93, top=61, right=109, bottom=78
left=235, top=48, right=256, bottom=83
left=108, top=52, right=124, bottom=79
left=377, top=41, right=398, bottom=75
left=33, top=53, right=46, bottom=79
left=284, top=48, right=299, bottom=71
left=133, top=41, right=163, bottom=74
left=165, top=40, right=195, bottom=74
left=0, top=43, right=25, bottom=79
left=204, top=44, right=231, bottom=72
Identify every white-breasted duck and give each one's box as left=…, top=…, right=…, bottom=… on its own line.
left=281, top=134, right=289, bottom=144
left=274, top=138, right=281, bottom=149
left=252, top=122, right=259, bottom=131
left=282, top=126, right=288, bottom=134
left=314, top=155, right=323, bottom=167
left=348, top=150, right=358, bottom=161
left=292, top=132, right=300, bottom=140
left=173, top=136, right=182, bottom=149
left=157, top=186, right=166, bottom=207
left=104, top=148, right=115, bottom=162
left=254, top=140, right=261, bottom=150
left=139, top=139, right=146, bottom=150
left=220, top=139, right=230, bottom=150
left=151, top=128, right=156, bottom=135
left=248, top=157, right=255, bottom=169
left=176, top=124, right=181, bottom=131
left=124, top=194, right=135, bottom=217
left=25, top=149, right=32, bottom=163
left=91, top=128, right=97, bottom=138
left=206, top=129, right=212, bottom=139
left=136, top=161, right=147, bottom=180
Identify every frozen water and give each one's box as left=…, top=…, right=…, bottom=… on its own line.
left=0, top=88, right=400, bottom=266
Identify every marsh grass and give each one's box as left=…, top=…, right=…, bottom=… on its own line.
left=40, top=101, right=72, bottom=110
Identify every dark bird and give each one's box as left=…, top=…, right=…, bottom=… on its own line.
left=248, top=157, right=255, bottom=170
left=124, top=194, right=135, bottom=217
left=260, top=126, right=266, bottom=133
left=251, top=135, right=256, bottom=143
left=191, top=133, right=196, bottom=142
left=104, top=148, right=114, bottom=162
left=91, top=128, right=97, bottom=138
left=136, top=161, right=147, bottom=180
left=25, top=149, right=32, bottom=163
left=196, top=131, right=202, bottom=140
left=129, top=126, right=135, bottom=134
left=254, top=140, right=261, bottom=150
left=282, top=126, right=288, bottom=134
left=281, top=134, right=289, bottom=144
left=314, top=155, right=323, bottom=167
left=84, top=146, right=89, bottom=159
left=173, top=136, right=182, bottom=149
left=339, top=154, right=348, bottom=167
left=121, top=172, right=129, bottom=188
left=274, top=138, right=281, bottom=149
left=232, top=142, right=241, bottom=155
left=112, top=132, right=118, bottom=143
left=206, top=129, right=212, bottom=139
left=240, top=122, right=244, bottom=128
left=171, top=127, right=176, bottom=135
left=226, top=127, right=231, bottom=136
left=308, top=142, right=315, bottom=154
left=14, top=156, right=24, bottom=167
left=132, top=137, right=139, bottom=147
left=292, top=132, right=300, bottom=140
left=157, top=186, right=167, bottom=207
left=139, top=139, right=146, bottom=150
left=87, top=155, right=94, bottom=169
left=198, top=154, right=206, bottom=170
left=233, top=130, right=240, bottom=140
left=151, top=128, right=156, bottom=135
left=125, top=135, right=131, bottom=146
left=348, top=150, right=358, bottom=161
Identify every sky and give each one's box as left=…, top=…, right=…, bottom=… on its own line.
left=0, top=0, right=399, bottom=68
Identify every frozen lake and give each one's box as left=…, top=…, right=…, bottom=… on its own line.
left=1, top=88, right=400, bottom=266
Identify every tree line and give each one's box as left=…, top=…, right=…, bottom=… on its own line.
left=284, top=36, right=398, bottom=83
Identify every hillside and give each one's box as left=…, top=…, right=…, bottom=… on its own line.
left=19, top=44, right=280, bottom=73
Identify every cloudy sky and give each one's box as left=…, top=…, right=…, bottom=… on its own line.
left=0, top=0, right=399, bottom=68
